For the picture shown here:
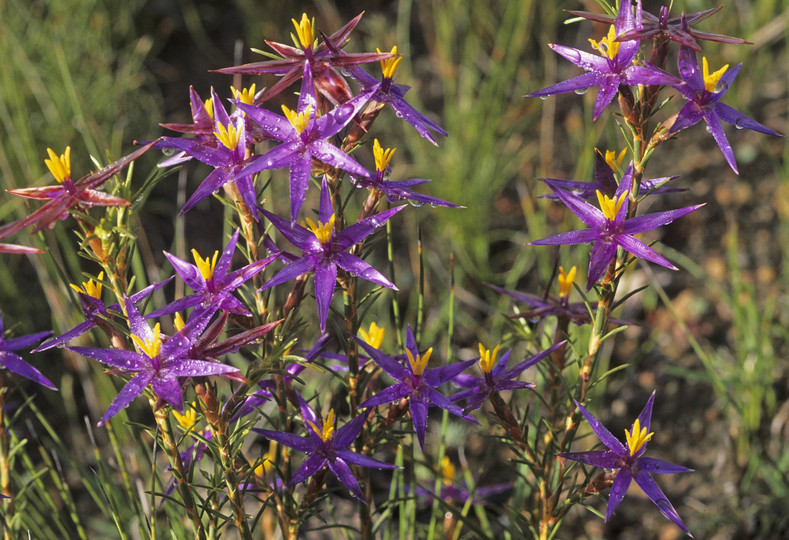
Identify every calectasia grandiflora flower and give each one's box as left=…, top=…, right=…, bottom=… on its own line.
left=525, top=0, right=678, bottom=120
left=558, top=392, right=693, bottom=536
left=69, top=297, right=239, bottom=426
left=254, top=392, right=398, bottom=501
left=529, top=163, right=703, bottom=290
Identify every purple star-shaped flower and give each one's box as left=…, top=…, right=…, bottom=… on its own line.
left=259, top=177, right=403, bottom=332
left=35, top=277, right=171, bottom=352
left=356, top=325, right=478, bottom=451
left=214, top=12, right=390, bottom=104
left=526, top=0, right=678, bottom=121
left=558, top=392, right=693, bottom=536
left=147, top=230, right=273, bottom=322
left=452, top=342, right=564, bottom=414
left=69, top=297, right=239, bottom=426
left=529, top=163, right=703, bottom=290
left=0, top=312, right=56, bottom=390
left=254, top=392, right=397, bottom=501
left=155, top=90, right=262, bottom=217
left=234, top=61, right=374, bottom=221
left=669, top=44, right=782, bottom=174
left=342, top=46, right=448, bottom=145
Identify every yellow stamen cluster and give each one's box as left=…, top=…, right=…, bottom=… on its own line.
left=174, top=312, right=186, bottom=332
left=292, top=13, right=315, bottom=49
left=214, top=122, right=242, bottom=151
left=702, top=57, right=729, bottom=93
left=373, top=139, right=396, bottom=173
left=192, top=249, right=219, bottom=281
left=44, top=147, right=72, bottom=184
left=204, top=97, right=214, bottom=119
left=231, top=84, right=256, bottom=106
left=307, top=409, right=335, bottom=442
left=478, top=342, right=500, bottom=374
left=304, top=214, right=335, bottom=244
left=359, top=321, right=385, bottom=349
left=589, top=25, right=620, bottom=60
left=253, top=441, right=278, bottom=477
left=625, top=418, right=654, bottom=456
left=596, top=190, right=627, bottom=221
left=70, top=271, right=104, bottom=299
left=604, top=148, right=627, bottom=174
left=173, top=403, right=198, bottom=431
left=440, top=456, right=455, bottom=486
left=378, top=46, right=402, bottom=79
left=282, top=104, right=312, bottom=134
left=406, top=347, right=433, bottom=377
left=558, top=266, right=576, bottom=299
left=131, top=322, right=162, bottom=359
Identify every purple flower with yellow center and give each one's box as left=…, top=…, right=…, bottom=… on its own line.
left=147, top=229, right=273, bottom=322
left=558, top=392, right=693, bottom=536
left=234, top=61, right=374, bottom=222
left=254, top=393, right=397, bottom=501
left=452, top=341, right=564, bottom=414
left=1, top=142, right=155, bottom=239
left=0, top=312, right=56, bottom=390
left=214, top=13, right=391, bottom=104
left=356, top=325, right=478, bottom=451
left=260, top=177, right=403, bottom=332
left=68, top=297, right=239, bottom=426
left=489, top=267, right=633, bottom=327
left=540, top=148, right=682, bottom=201
left=351, top=139, right=460, bottom=207
left=343, top=46, right=448, bottom=145
left=529, top=163, right=703, bottom=290
left=155, top=90, right=262, bottom=216
left=526, top=0, right=678, bottom=121
left=34, top=274, right=171, bottom=352
left=669, top=44, right=782, bottom=174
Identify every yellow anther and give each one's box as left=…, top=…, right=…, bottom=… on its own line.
left=359, top=321, right=385, bottom=349
left=192, top=249, right=219, bottom=281
left=231, top=84, right=256, bottom=106
left=204, top=97, right=214, bottom=120
left=70, top=271, right=104, bottom=299
left=373, top=139, right=397, bottom=173
left=292, top=13, right=315, bottom=49
left=596, top=190, right=627, bottom=221
left=440, top=456, right=455, bottom=485
left=174, top=312, right=186, bottom=332
left=304, top=214, right=335, bottom=244
left=478, top=342, right=500, bottom=374
left=307, top=409, right=335, bottom=442
left=406, top=347, right=432, bottom=377
left=377, top=46, right=402, bottom=79
left=588, top=25, right=620, bottom=60
left=604, top=148, right=627, bottom=173
left=702, top=57, right=729, bottom=93
left=131, top=322, right=162, bottom=359
left=214, top=121, right=242, bottom=151
left=44, top=147, right=71, bottom=184
left=173, top=403, right=197, bottom=431
left=254, top=441, right=278, bottom=477
left=282, top=104, right=312, bottom=134
left=625, top=418, right=653, bottom=456
left=558, top=266, right=576, bottom=299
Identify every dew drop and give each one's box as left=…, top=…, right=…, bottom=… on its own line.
left=408, top=200, right=424, bottom=208
left=394, top=111, right=404, bottom=119
left=162, top=148, right=175, bottom=157
left=574, top=88, right=589, bottom=95
left=705, top=125, right=712, bottom=134
left=340, top=67, right=350, bottom=77
left=539, top=96, right=549, bottom=101
left=334, top=103, right=355, bottom=123
left=735, top=118, right=744, bottom=130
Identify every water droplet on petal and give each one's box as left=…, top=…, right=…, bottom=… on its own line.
left=408, top=200, right=424, bottom=208
left=334, top=103, right=355, bottom=124
left=394, top=111, right=403, bottom=119
left=574, top=88, right=589, bottom=95
left=162, top=148, right=175, bottom=157
left=735, top=118, right=744, bottom=130
left=705, top=125, right=712, bottom=134
left=539, top=96, right=549, bottom=101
